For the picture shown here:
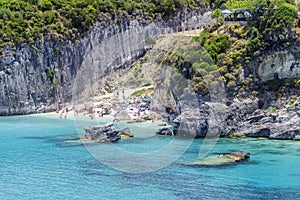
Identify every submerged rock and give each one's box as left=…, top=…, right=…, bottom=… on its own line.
left=190, top=156, right=236, bottom=166
left=189, top=152, right=250, bottom=166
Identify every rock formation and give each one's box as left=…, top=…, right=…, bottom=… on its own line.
left=156, top=127, right=173, bottom=136
left=83, top=122, right=133, bottom=142
left=173, top=95, right=300, bottom=140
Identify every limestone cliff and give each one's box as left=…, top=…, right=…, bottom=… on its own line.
left=0, top=10, right=213, bottom=115
left=253, top=37, right=300, bottom=82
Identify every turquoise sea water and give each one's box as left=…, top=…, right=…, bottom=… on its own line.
left=1, top=114, right=300, bottom=199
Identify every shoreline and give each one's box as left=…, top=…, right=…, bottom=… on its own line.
left=2, top=111, right=300, bottom=141
left=38, top=111, right=115, bottom=121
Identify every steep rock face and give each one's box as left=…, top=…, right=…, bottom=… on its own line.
left=163, top=41, right=300, bottom=139
left=0, top=10, right=213, bottom=115
left=0, top=20, right=148, bottom=116
left=254, top=38, right=300, bottom=82
left=170, top=38, right=300, bottom=139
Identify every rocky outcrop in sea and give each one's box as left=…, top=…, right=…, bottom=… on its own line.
left=83, top=122, right=133, bottom=142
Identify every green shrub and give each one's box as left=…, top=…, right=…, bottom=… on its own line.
left=290, top=102, right=298, bottom=109
left=39, top=0, right=53, bottom=11
left=205, top=34, right=231, bottom=62
left=45, top=67, right=55, bottom=82
left=211, top=8, right=222, bottom=19
left=295, top=80, right=300, bottom=89
left=272, top=106, right=278, bottom=112
left=53, top=78, right=60, bottom=88
left=140, top=55, right=149, bottom=62
left=196, top=29, right=212, bottom=46
left=145, top=37, right=156, bottom=46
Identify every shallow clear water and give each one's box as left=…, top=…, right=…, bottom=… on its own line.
left=0, top=114, right=300, bottom=199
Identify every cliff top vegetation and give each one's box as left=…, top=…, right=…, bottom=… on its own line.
left=0, top=0, right=212, bottom=47
left=164, top=0, right=300, bottom=97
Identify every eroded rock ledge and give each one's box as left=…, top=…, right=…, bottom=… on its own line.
left=174, top=95, right=300, bottom=140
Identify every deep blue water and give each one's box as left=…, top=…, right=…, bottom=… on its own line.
left=1, top=114, right=300, bottom=199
